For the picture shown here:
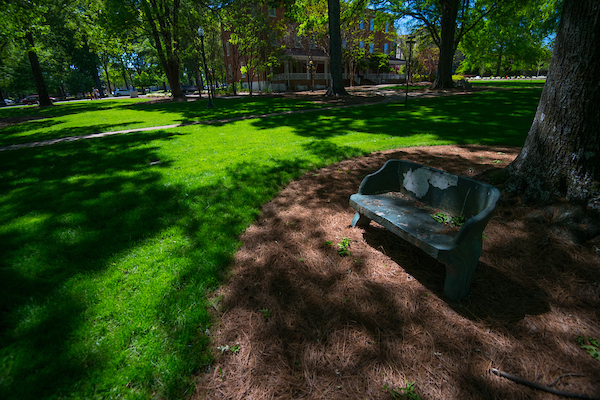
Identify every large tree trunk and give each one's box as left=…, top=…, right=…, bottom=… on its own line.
left=326, top=0, right=347, bottom=96
left=508, top=0, right=600, bottom=209
left=431, top=0, right=459, bottom=89
left=25, top=32, right=52, bottom=106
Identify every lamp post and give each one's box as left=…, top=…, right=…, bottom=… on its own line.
left=308, top=60, right=315, bottom=92
left=405, top=35, right=416, bottom=108
left=197, top=27, right=215, bottom=109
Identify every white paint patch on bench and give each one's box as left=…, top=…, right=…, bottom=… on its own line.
left=429, top=170, right=458, bottom=190
left=403, top=168, right=458, bottom=198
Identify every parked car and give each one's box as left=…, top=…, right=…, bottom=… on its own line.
left=21, top=95, right=56, bottom=105
left=112, top=88, right=130, bottom=96
left=181, top=85, right=197, bottom=94
left=1, top=98, right=15, bottom=106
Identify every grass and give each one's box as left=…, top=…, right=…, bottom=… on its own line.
left=0, top=88, right=541, bottom=399
left=469, top=79, right=547, bottom=89
left=373, top=80, right=546, bottom=93
left=0, top=96, right=325, bottom=147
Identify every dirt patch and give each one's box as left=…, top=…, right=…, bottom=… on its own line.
left=197, top=145, right=600, bottom=399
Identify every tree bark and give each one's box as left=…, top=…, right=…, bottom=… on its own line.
left=102, top=56, right=113, bottom=95
left=431, top=0, right=459, bottom=89
left=143, top=0, right=185, bottom=100
left=326, top=0, right=347, bottom=96
left=495, top=47, right=503, bottom=76
left=25, top=32, right=52, bottom=106
left=508, top=0, right=600, bottom=209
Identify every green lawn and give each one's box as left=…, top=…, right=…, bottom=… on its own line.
left=0, top=96, right=326, bottom=147
left=0, top=88, right=541, bottom=399
left=469, top=79, right=547, bottom=89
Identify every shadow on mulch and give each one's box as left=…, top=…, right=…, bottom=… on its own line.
left=195, top=145, right=600, bottom=400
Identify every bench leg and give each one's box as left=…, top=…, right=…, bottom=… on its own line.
left=351, top=212, right=371, bottom=228
left=440, top=235, right=483, bottom=301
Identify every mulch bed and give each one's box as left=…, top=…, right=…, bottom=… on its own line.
left=194, top=145, right=600, bottom=400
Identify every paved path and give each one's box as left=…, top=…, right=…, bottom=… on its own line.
left=0, top=86, right=471, bottom=152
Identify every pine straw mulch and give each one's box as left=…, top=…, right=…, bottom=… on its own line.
left=194, top=145, right=600, bottom=400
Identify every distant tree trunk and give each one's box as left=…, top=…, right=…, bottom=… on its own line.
left=143, top=0, right=185, bottom=100
left=25, top=32, right=52, bottom=106
left=102, top=56, right=113, bottom=95
left=93, top=66, right=103, bottom=97
left=247, top=74, right=253, bottom=96
left=495, top=47, right=503, bottom=76
left=431, top=0, right=459, bottom=89
left=326, top=0, right=347, bottom=96
left=508, top=0, right=600, bottom=209
left=120, top=57, right=130, bottom=89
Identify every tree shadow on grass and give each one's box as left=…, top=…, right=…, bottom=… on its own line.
left=249, top=89, right=542, bottom=147
left=0, top=119, right=151, bottom=147
left=0, top=96, right=326, bottom=147
left=0, top=131, right=350, bottom=399
left=0, top=131, right=185, bottom=398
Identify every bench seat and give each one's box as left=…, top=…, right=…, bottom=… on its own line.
left=349, top=160, right=500, bottom=301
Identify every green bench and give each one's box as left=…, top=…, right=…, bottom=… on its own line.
left=350, top=160, right=500, bottom=301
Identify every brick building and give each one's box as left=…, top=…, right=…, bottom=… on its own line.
left=221, top=4, right=405, bottom=91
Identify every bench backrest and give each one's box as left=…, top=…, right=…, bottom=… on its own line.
left=357, top=160, right=499, bottom=218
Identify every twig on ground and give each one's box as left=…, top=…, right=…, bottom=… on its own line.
left=491, top=368, right=598, bottom=400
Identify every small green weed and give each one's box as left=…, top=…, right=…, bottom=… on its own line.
left=337, top=237, right=351, bottom=257
left=384, top=381, right=422, bottom=400
left=578, top=336, right=600, bottom=361
left=217, top=343, right=241, bottom=354
left=260, top=308, right=271, bottom=318
left=430, top=212, right=466, bottom=227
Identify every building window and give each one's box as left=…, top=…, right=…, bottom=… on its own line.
left=268, top=8, right=276, bottom=17
left=270, top=32, right=277, bottom=46
left=370, top=43, right=374, bottom=53
left=370, top=19, right=374, bottom=31
left=360, top=41, right=364, bottom=49
left=385, top=22, right=389, bottom=33
left=384, top=43, right=388, bottom=54
left=294, top=34, right=301, bottom=48
left=226, top=42, right=231, bottom=56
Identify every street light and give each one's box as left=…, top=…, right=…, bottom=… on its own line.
left=405, top=35, right=416, bottom=108
left=308, top=60, right=316, bottom=92
left=197, top=27, right=215, bottom=109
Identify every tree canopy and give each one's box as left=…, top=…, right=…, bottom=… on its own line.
left=458, top=0, right=560, bottom=76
